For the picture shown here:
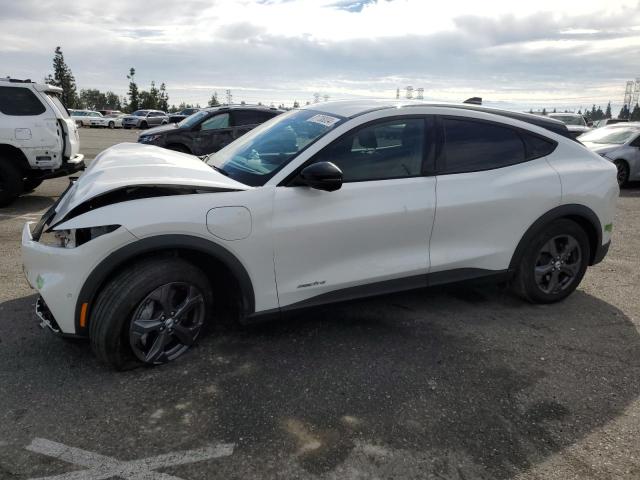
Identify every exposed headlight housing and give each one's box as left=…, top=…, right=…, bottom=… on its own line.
left=38, top=225, right=120, bottom=248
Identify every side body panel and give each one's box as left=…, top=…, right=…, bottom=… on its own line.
left=430, top=158, right=561, bottom=273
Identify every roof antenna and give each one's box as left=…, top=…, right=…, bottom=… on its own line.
left=463, top=97, right=482, bottom=105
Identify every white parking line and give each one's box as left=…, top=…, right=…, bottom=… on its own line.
left=26, top=438, right=234, bottom=480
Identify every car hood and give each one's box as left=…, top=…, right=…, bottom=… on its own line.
left=581, top=142, right=621, bottom=156
left=50, top=142, right=249, bottom=225
left=142, top=123, right=181, bottom=136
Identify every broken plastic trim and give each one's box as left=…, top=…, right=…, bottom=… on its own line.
left=49, top=184, right=240, bottom=230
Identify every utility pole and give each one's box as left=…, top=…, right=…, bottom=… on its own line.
left=225, top=89, right=232, bottom=105
left=313, top=92, right=321, bottom=103
left=416, top=88, right=424, bottom=100
left=396, top=88, right=400, bottom=100
left=323, top=94, right=329, bottom=102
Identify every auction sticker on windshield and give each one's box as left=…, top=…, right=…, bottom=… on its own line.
left=306, top=114, right=341, bottom=127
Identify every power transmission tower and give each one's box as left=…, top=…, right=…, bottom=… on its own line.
left=323, top=94, right=329, bottom=102
left=313, top=93, right=321, bottom=103
left=406, top=86, right=413, bottom=99
left=225, top=89, right=232, bottom=105
left=416, top=88, right=424, bottom=100
left=632, top=78, right=640, bottom=107
left=623, top=81, right=634, bottom=109
left=396, top=88, right=400, bottom=99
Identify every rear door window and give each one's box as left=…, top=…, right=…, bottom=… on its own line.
left=0, top=87, right=47, bottom=116
left=45, top=93, right=70, bottom=118
left=233, top=110, right=274, bottom=126
left=441, top=118, right=526, bottom=173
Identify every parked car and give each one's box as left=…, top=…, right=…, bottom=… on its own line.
left=22, top=100, right=618, bottom=369
left=99, top=110, right=123, bottom=117
left=122, top=110, right=169, bottom=129
left=104, top=113, right=125, bottom=129
left=168, top=108, right=201, bottom=124
left=138, top=106, right=283, bottom=155
left=579, top=123, right=640, bottom=186
left=592, top=119, right=628, bottom=128
left=70, top=110, right=108, bottom=128
left=548, top=113, right=590, bottom=138
left=0, top=78, right=83, bottom=205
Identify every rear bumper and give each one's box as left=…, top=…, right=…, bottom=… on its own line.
left=591, top=240, right=610, bottom=265
left=36, top=154, right=85, bottom=180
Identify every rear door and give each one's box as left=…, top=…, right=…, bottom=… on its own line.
left=429, top=116, right=561, bottom=277
left=272, top=116, right=437, bottom=308
left=232, top=110, right=277, bottom=140
left=192, top=112, right=233, bottom=155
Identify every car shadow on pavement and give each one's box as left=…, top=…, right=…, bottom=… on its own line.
left=0, top=194, right=53, bottom=221
left=620, top=182, right=640, bottom=197
left=0, top=286, right=639, bottom=479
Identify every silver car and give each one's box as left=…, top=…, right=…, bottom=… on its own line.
left=122, top=110, right=169, bottom=129
left=579, top=123, right=640, bottom=186
left=548, top=113, right=591, bottom=139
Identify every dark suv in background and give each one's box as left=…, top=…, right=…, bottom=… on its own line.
left=122, top=110, right=169, bottom=129
left=138, top=105, right=283, bottom=155
left=168, top=108, right=201, bottom=123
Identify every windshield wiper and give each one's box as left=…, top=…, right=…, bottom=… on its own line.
left=211, top=165, right=229, bottom=177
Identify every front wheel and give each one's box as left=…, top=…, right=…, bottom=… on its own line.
left=614, top=160, right=630, bottom=187
left=140, top=121, right=148, bottom=129
left=90, top=258, right=213, bottom=370
left=108, top=121, right=115, bottom=129
left=512, top=219, right=590, bottom=304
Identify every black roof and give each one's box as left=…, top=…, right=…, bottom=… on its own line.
left=203, top=105, right=284, bottom=113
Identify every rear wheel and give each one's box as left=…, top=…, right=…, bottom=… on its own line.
left=140, top=121, right=148, bottom=129
left=108, top=121, right=115, bottom=129
left=0, top=160, right=24, bottom=207
left=90, top=258, right=213, bottom=370
left=614, top=160, right=630, bottom=187
left=512, top=219, right=590, bottom=304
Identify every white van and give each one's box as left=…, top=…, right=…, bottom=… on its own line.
left=0, top=78, right=84, bottom=206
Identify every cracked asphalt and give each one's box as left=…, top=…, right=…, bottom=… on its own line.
left=0, top=128, right=639, bottom=479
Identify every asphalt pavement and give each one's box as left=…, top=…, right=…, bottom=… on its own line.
left=0, top=128, right=639, bottom=479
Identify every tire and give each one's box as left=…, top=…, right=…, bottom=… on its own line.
left=140, top=121, right=148, bottom=129
left=161, top=121, right=168, bottom=125
left=23, top=177, right=43, bottom=192
left=167, top=144, right=191, bottom=154
left=512, top=219, right=590, bottom=304
left=0, top=160, right=24, bottom=207
left=90, top=258, right=213, bottom=370
left=108, top=121, right=115, bottom=129
left=614, top=160, right=630, bottom=187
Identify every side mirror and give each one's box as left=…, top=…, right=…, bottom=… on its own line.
left=300, top=162, right=343, bottom=192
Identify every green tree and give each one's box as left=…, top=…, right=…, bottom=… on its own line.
left=293, top=100, right=300, bottom=108
left=104, top=92, right=122, bottom=110
left=605, top=101, right=612, bottom=119
left=208, top=91, right=220, bottom=107
left=78, top=89, right=107, bottom=110
left=618, top=105, right=630, bottom=120
left=541, top=108, right=547, bottom=115
left=49, top=47, right=78, bottom=108
left=631, top=103, right=640, bottom=121
left=158, top=83, right=169, bottom=111
left=127, top=68, right=139, bottom=112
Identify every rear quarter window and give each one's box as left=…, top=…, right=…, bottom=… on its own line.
left=0, top=87, right=47, bottom=116
left=442, top=118, right=526, bottom=173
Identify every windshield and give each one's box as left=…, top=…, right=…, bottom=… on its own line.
left=579, top=127, right=639, bottom=144
left=178, top=110, right=209, bottom=128
left=549, top=114, right=585, bottom=126
left=132, top=110, right=148, bottom=117
left=45, top=93, right=69, bottom=119
left=207, top=109, right=345, bottom=186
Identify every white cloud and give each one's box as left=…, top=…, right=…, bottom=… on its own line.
left=0, top=0, right=638, bottom=111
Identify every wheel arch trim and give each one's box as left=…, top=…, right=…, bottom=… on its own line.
left=509, top=204, right=603, bottom=271
left=74, top=234, right=255, bottom=336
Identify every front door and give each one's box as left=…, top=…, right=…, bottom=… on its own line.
left=272, top=116, right=436, bottom=308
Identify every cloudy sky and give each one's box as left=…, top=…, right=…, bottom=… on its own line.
left=1, top=0, right=639, bottom=112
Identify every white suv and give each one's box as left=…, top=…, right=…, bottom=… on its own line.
left=22, top=100, right=618, bottom=369
left=0, top=78, right=84, bottom=205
